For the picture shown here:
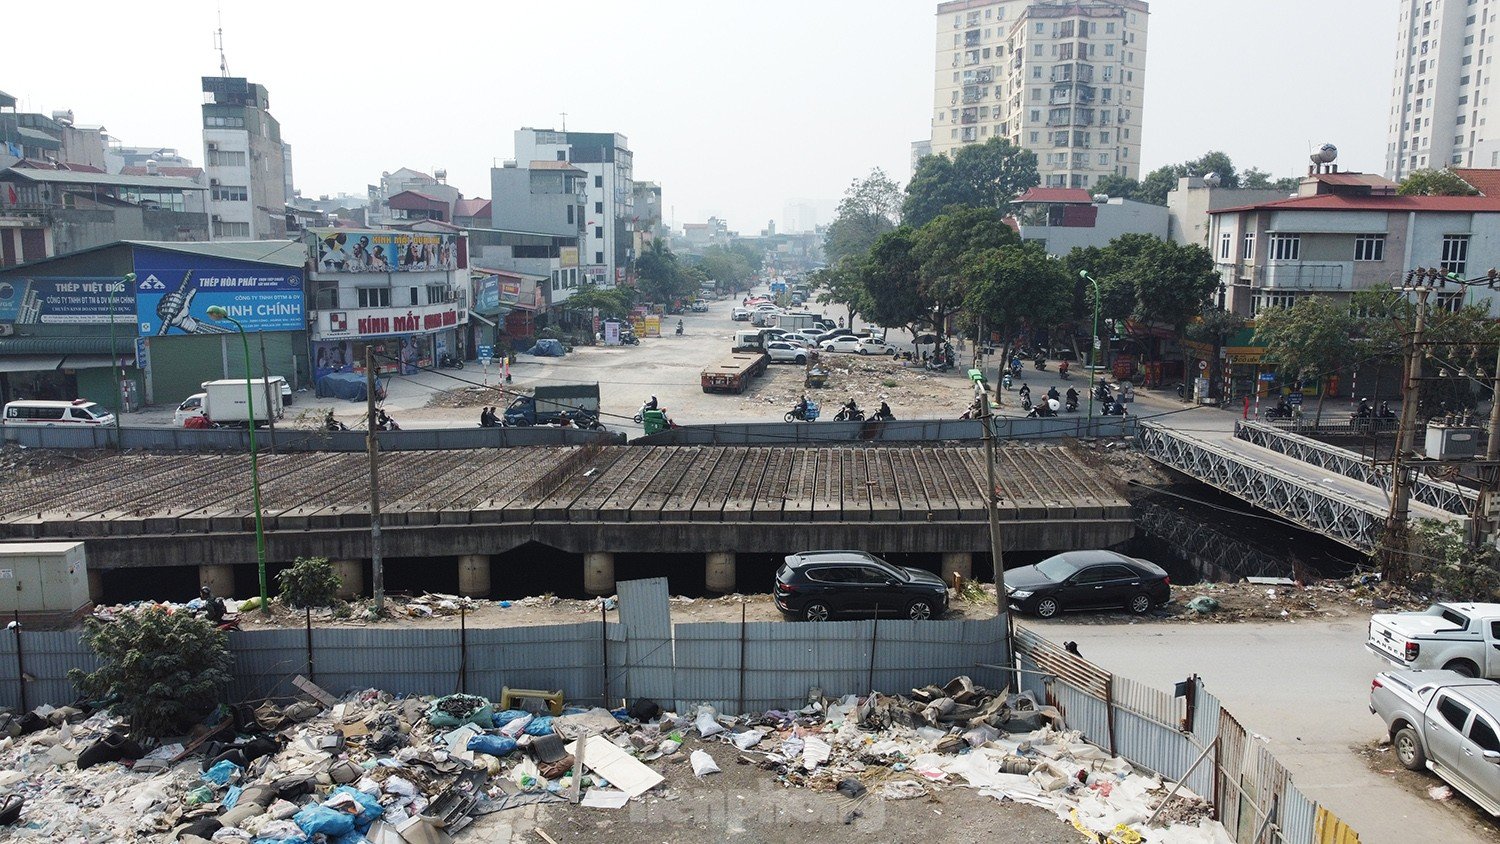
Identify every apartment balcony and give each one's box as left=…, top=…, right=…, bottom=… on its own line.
left=1255, top=262, right=1352, bottom=291
left=965, top=30, right=981, bottom=47
left=963, top=85, right=988, bottom=103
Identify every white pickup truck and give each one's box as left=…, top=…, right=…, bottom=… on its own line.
left=1368, top=602, right=1500, bottom=678
left=1370, top=668, right=1500, bottom=816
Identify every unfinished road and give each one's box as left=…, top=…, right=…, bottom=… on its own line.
left=0, top=442, right=1131, bottom=597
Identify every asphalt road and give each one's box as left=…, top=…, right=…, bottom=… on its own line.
left=1024, top=617, right=1499, bottom=844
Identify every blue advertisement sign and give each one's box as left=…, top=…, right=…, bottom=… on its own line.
left=0, top=276, right=133, bottom=325
left=475, top=276, right=500, bottom=313
left=133, top=248, right=304, bottom=336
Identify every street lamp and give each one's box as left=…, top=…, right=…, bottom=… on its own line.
left=108, top=273, right=135, bottom=442
left=1079, top=270, right=1102, bottom=422
left=206, top=304, right=270, bottom=615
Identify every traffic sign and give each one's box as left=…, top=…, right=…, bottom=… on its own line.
left=1258, top=373, right=1276, bottom=381
left=1198, top=360, right=1209, bottom=371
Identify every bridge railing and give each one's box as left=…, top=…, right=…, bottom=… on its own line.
left=0, top=425, right=622, bottom=452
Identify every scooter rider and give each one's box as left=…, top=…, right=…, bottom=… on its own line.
left=1018, top=383, right=1031, bottom=404
left=1065, top=387, right=1080, bottom=410
left=645, top=395, right=659, bottom=412
left=795, top=393, right=810, bottom=420
left=1046, top=386, right=1060, bottom=403
left=841, top=398, right=862, bottom=419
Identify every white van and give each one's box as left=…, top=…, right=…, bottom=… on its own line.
left=2, top=399, right=116, bottom=426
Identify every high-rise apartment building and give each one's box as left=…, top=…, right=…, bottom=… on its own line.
left=201, top=76, right=288, bottom=240
left=931, top=0, right=1148, bottom=190
left=1386, top=0, right=1500, bottom=178
left=514, top=129, right=633, bottom=286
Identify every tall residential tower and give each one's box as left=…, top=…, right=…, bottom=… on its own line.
left=1386, top=0, right=1500, bottom=178
left=931, top=0, right=1148, bottom=189
left=201, top=76, right=288, bottom=240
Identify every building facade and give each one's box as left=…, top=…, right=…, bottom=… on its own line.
left=931, top=0, right=1148, bottom=190
left=0, top=167, right=209, bottom=266
left=1386, top=0, right=1500, bottom=179
left=1012, top=187, right=1167, bottom=253
left=1166, top=176, right=1293, bottom=248
left=201, top=76, right=288, bottom=241
left=513, top=129, right=634, bottom=286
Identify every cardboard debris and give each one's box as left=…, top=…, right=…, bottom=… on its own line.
left=563, top=735, right=665, bottom=797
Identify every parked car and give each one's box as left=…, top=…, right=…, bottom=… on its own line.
left=1004, top=550, right=1171, bottom=618
left=1371, top=668, right=1500, bottom=815
left=1368, top=603, right=1500, bottom=678
left=765, top=341, right=810, bottom=365
left=822, top=336, right=895, bottom=356
left=821, top=328, right=857, bottom=341
left=731, top=307, right=752, bottom=321
left=784, top=331, right=824, bottom=347
left=760, top=328, right=791, bottom=342
left=774, top=550, right=949, bottom=621
left=690, top=301, right=709, bottom=312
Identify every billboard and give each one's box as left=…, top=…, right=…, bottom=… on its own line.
left=0, top=277, right=134, bottom=325
left=133, top=248, right=305, bottom=336
left=311, top=229, right=460, bottom=274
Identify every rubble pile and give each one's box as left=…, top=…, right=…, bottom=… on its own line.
left=424, top=386, right=511, bottom=411
left=0, top=444, right=103, bottom=487
left=742, top=358, right=970, bottom=414
left=1169, top=574, right=1429, bottom=623
left=0, top=675, right=1230, bottom=843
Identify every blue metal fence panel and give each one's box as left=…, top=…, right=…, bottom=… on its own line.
left=1280, top=781, right=1318, bottom=844
left=617, top=578, right=675, bottom=705
left=0, top=629, right=92, bottom=711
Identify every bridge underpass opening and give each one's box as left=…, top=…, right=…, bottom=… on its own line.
left=491, top=543, right=585, bottom=600
left=99, top=565, right=201, bottom=604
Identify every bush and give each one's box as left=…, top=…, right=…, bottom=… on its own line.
left=277, top=556, right=341, bottom=608
left=69, top=608, right=233, bottom=738
left=1410, top=520, right=1500, bottom=600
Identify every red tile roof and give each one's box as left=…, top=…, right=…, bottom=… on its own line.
left=1453, top=168, right=1500, bottom=197
left=1213, top=193, right=1500, bottom=215
left=454, top=198, right=490, bottom=218
left=1308, top=172, right=1397, bottom=190
left=1015, top=187, right=1094, bottom=204
left=121, top=165, right=204, bottom=178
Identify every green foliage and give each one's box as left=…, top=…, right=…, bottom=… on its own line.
left=823, top=168, right=903, bottom=263
left=902, top=138, right=1040, bottom=227
left=912, top=207, right=1020, bottom=332
left=563, top=285, right=637, bottom=320
left=1410, top=520, right=1500, bottom=600
left=1092, top=174, right=1141, bottom=200
left=633, top=240, right=696, bottom=303
left=859, top=228, right=927, bottom=330
left=1065, top=235, right=1216, bottom=335
left=1398, top=168, right=1480, bottom=197
left=1135, top=165, right=1186, bottom=206
left=963, top=242, right=1071, bottom=341
left=69, top=608, right=233, bottom=738
left=1252, top=297, right=1357, bottom=382
left=276, top=555, right=342, bottom=609
left=695, top=245, right=755, bottom=292
left=1185, top=308, right=1246, bottom=345
left=812, top=256, right=874, bottom=323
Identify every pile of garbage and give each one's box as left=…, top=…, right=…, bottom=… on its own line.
left=0, top=675, right=1229, bottom=843
left=1169, top=573, right=1430, bottom=623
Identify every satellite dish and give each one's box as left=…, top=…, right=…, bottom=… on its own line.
left=1203, top=173, right=1222, bottom=188
left=1310, top=143, right=1339, bottom=164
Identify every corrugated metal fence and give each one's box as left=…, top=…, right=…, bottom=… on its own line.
left=1013, top=628, right=1358, bottom=844
left=0, top=580, right=1007, bottom=718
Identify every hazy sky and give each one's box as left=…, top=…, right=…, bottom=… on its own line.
left=8, top=0, right=1395, bottom=233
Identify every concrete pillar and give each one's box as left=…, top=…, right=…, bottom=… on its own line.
left=87, top=568, right=104, bottom=603
left=705, top=551, right=737, bottom=595
left=941, top=552, right=973, bottom=586
left=583, top=552, right=615, bottom=596
left=333, top=559, right=365, bottom=600
left=199, top=564, right=235, bottom=599
left=458, top=554, right=492, bottom=598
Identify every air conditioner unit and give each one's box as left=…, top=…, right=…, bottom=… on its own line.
left=0, top=325, right=13, bottom=337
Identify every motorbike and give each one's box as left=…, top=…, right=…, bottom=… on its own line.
left=959, top=401, right=982, bottom=420
left=1033, top=356, right=1047, bottom=371
left=675, top=321, right=684, bottom=336
left=632, top=402, right=658, bottom=424
left=1265, top=403, right=1295, bottom=419
left=1059, top=364, right=1071, bottom=380
left=324, top=412, right=349, bottom=432
left=872, top=406, right=895, bottom=422
left=834, top=403, right=865, bottom=422
left=376, top=411, right=401, bottom=431
left=1065, top=396, right=1079, bottom=413
left=438, top=353, right=465, bottom=370
left=1175, top=382, right=1186, bottom=398
left=1020, top=395, right=1034, bottom=413
left=785, top=401, right=821, bottom=422
left=1002, top=372, right=1013, bottom=391
left=620, top=333, right=641, bottom=347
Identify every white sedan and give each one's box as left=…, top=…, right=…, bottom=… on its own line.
left=821, top=337, right=895, bottom=355
left=765, top=341, right=810, bottom=364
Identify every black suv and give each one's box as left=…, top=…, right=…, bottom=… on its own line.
left=773, top=550, right=949, bottom=621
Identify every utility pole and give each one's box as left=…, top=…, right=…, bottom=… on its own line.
left=1382, top=278, right=1432, bottom=581
left=1473, top=343, right=1500, bottom=547
left=365, top=348, right=385, bottom=613
left=258, top=332, right=277, bottom=454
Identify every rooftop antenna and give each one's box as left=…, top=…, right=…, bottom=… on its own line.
left=560, top=112, right=567, bottom=132
left=215, top=6, right=230, bottom=77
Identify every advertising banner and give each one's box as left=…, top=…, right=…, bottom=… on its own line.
left=311, top=229, right=461, bottom=274
left=475, top=275, right=500, bottom=313
left=603, top=321, right=621, bottom=346
left=559, top=247, right=579, bottom=268
left=133, top=249, right=304, bottom=336
left=0, top=277, right=133, bottom=325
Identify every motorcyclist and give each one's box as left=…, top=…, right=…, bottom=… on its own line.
left=479, top=407, right=496, bottom=428
left=840, top=398, right=862, bottom=420
left=1065, top=387, right=1079, bottom=410
left=876, top=401, right=894, bottom=421
left=1059, top=360, right=1070, bottom=379
left=795, top=394, right=810, bottom=420
left=199, top=586, right=226, bottom=625
left=377, top=409, right=398, bottom=431
left=1356, top=397, right=1372, bottom=419
left=324, top=410, right=347, bottom=431
left=1095, top=383, right=1113, bottom=404
left=644, top=395, right=659, bottom=412
left=1046, top=386, right=1060, bottom=403
left=961, top=398, right=983, bottom=420
left=1018, top=383, right=1031, bottom=404
left=676, top=319, right=684, bottom=336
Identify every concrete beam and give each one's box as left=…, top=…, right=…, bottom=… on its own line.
left=458, top=554, right=491, bottom=598
left=706, top=551, right=736, bottom=594
left=199, top=563, right=234, bottom=598
left=584, top=552, right=615, bottom=596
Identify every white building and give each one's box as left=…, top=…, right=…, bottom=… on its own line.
left=1387, top=0, right=1500, bottom=178
left=931, top=0, right=1148, bottom=190
left=514, top=129, right=633, bottom=287
left=1012, top=187, right=1167, bottom=253
left=201, top=76, right=287, bottom=241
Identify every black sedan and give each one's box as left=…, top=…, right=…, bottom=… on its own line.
left=774, top=550, right=949, bottom=621
left=1004, top=550, right=1170, bottom=618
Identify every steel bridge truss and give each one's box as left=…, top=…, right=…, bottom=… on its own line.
left=1139, top=424, right=1386, bottom=552
left=1135, top=501, right=1291, bottom=581
left=1234, top=421, right=1475, bottom=516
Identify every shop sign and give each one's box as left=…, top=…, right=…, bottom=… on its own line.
left=310, top=229, right=462, bottom=274
left=314, top=302, right=462, bottom=340
left=0, top=277, right=134, bottom=325
left=133, top=249, right=303, bottom=336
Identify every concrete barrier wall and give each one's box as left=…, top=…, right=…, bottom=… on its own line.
left=0, top=425, right=621, bottom=452
left=635, top=416, right=1137, bottom=445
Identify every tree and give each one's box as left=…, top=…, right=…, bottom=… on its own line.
left=1128, top=239, right=1219, bottom=336
left=812, top=255, right=873, bottom=326
left=276, top=556, right=341, bottom=608
left=634, top=240, right=696, bottom=303
left=859, top=228, right=927, bottom=332
left=69, top=609, right=234, bottom=738
left=1092, top=174, right=1141, bottom=200
left=1134, top=164, right=1187, bottom=205
left=823, top=168, right=902, bottom=263
left=912, top=207, right=1020, bottom=334
left=697, top=245, right=754, bottom=293
left=964, top=242, right=1071, bottom=367
left=1184, top=151, right=1239, bottom=188
left=1399, top=168, right=1480, bottom=196
left=1253, top=297, right=1358, bottom=422
left=902, top=138, right=1040, bottom=227
left=564, top=285, right=637, bottom=320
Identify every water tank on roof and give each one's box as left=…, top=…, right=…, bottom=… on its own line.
left=145, top=159, right=159, bottom=175
left=1203, top=173, right=1222, bottom=188
left=1311, top=144, right=1338, bottom=164
left=51, top=110, right=74, bottom=126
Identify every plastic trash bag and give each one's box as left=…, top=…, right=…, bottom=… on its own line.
left=524, top=715, right=555, bottom=736
left=690, top=749, right=721, bottom=776
left=292, top=804, right=355, bottom=838
left=497, top=713, right=533, bottom=738
left=467, top=735, right=519, bottom=757
left=202, top=759, right=242, bottom=785
left=693, top=704, right=725, bottom=737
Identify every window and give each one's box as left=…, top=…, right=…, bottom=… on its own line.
left=1030, top=131, right=1040, bottom=143
left=204, top=115, right=244, bottom=128
left=1438, top=695, right=1473, bottom=731
left=1100, top=131, right=1110, bottom=143
left=594, top=175, right=603, bottom=188
left=594, top=202, right=603, bottom=214
left=426, top=284, right=447, bottom=304
left=212, top=220, right=249, bottom=238
left=1106, top=43, right=1115, bottom=56
left=1243, top=233, right=1255, bottom=260
left=566, top=205, right=575, bottom=224
left=206, top=149, right=246, bottom=167
left=357, top=287, right=391, bottom=308
left=1443, top=235, right=1471, bottom=275
left=211, top=185, right=248, bottom=202
left=1268, top=234, right=1301, bottom=261
left=408, top=287, right=419, bottom=306
left=1252, top=291, right=1300, bottom=314
left=1354, top=234, right=1387, bottom=262
left=1219, top=232, right=1232, bottom=259
left=1471, top=717, right=1500, bottom=753
left=595, top=251, right=604, bottom=264
left=594, top=226, right=604, bottom=239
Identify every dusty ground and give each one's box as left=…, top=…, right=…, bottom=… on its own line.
left=1355, top=739, right=1500, bottom=840
left=0, top=444, right=107, bottom=482
left=468, top=733, right=1085, bottom=844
